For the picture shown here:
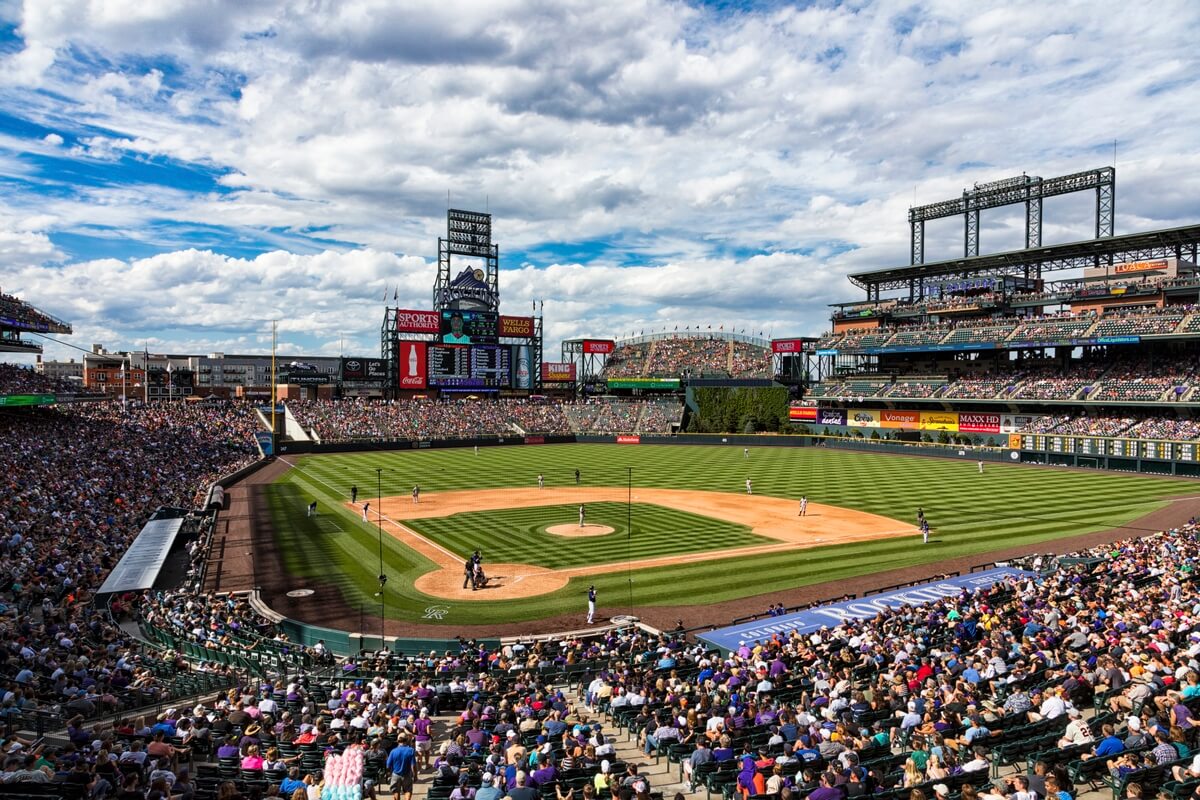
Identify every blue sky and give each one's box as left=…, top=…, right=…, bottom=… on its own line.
left=1, top=0, right=1199, bottom=360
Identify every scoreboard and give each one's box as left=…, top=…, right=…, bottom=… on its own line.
left=427, top=344, right=511, bottom=388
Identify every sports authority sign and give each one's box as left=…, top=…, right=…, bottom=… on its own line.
left=771, top=338, right=809, bottom=354
left=393, top=309, right=440, bottom=334
left=583, top=339, right=615, bottom=354
left=499, top=315, right=535, bottom=337
left=616, top=435, right=640, bottom=444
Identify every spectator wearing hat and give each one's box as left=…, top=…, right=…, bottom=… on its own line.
left=476, top=773, right=502, bottom=800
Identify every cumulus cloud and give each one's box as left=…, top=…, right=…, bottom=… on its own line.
left=0, top=0, right=1199, bottom=361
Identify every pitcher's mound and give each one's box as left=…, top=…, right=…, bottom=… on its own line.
left=547, top=523, right=615, bottom=538
left=414, top=563, right=569, bottom=600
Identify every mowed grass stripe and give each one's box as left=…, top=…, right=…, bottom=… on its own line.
left=266, top=445, right=1192, bottom=625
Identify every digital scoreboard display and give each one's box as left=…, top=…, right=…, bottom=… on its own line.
left=427, top=344, right=511, bottom=388
left=440, top=310, right=498, bottom=345
left=471, top=345, right=510, bottom=386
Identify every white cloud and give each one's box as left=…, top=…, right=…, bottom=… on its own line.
left=0, top=0, right=1198, bottom=363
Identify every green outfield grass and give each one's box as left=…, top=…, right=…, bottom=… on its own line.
left=264, top=443, right=1191, bottom=626
left=404, top=502, right=769, bottom=569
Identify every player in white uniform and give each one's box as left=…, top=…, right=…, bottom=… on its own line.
left=799, top=496, right=807, bottom=516
left=745, top=478, right=752, bottom=495
left=538, top=474, right=544, bottom=489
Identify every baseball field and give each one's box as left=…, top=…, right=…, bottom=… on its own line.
left=263, top=443, right=1191, bottom=628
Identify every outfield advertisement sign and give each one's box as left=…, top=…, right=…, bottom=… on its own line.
left=847, top=409, right=879, bottom=427
left=606, top=378, right=680, bottom=390
left=919, top=411, right=959, bottom=432
left=1001, top=414, right=1042, bottom=433
left=0, top=394, right=56, bottom=407
left=788, top=406, right=817, bottom=422
left=541, top=362, right=576, bottom=382
left=583, top=339, right=615, bottom=354
left=392, top=309, right=440, bottom=334
left=499, top=315, right=535, bottom=338
left=699, top=567, right=1033, bottom=652
left=771, top=338, right=809, bottom=354
left=959, top=412, right=1002, bottom=434
left=818, top=408, right=846, bottom=425
left=616, top=435, right=640, bottom=444
left=879, top=410, right=919, bottom=428
left=397, top=341, right=428, bottom=389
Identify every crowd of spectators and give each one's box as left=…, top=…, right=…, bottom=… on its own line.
left=0, top=362, right=80, bottom=395
left=0, top=290, right=70, bottom=332
left=0, top=399, right=262, bottom=736
left=291, top=399, right=682, bottom=442
left=602, top=345, right=650, bottom=379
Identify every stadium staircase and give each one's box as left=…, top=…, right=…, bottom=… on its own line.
left=642, top=340, right=658, bottom=376
left=726, top=340, right=735, bottom=374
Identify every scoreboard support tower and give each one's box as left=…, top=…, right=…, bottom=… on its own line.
left=381, top=208, right=544, bottom=399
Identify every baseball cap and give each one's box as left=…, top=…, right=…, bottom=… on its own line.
left=933, top=785, right=949, bottom=796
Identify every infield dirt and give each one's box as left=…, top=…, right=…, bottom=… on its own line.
left=349, top=487, right=916, bottom=601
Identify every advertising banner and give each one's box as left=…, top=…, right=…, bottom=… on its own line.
left=0, top=394, right=56, bottom=407
left=524, top=435, right=545, bottom=445
left=847, top=409, right=880, bottom=428
left=341, top=358, right=388, bottom=382
left=499, top=315, right=535, bottom=338
left=393, top=309, right=440, bottom=334
left=583, top=339, right=615, bottom=354
left=541, top=361, right=576, bottom=382
left=1008, top=434, right=1022, bottom=449
left=513, top=345, right=533, bottom=389
left=1001, top=414, right=1042, bottom=433
left=959, top=412, right=1002, bottom=433
left=616, top=435, right=641, bottom=444
left=818, top=408, right=846, bottom=426
left=698, top=567, right=1033, bottom=651
left=1114, top=258, right=1169, bottom=275
left=788, top=406, right=817, bottom=422
left=879, top=410, right=920, bottom=428
left=772, top=338, right=807, bottom=354
left=606, top=378, right=680, bottom=389
left=397, top=341, right=428, bottom=389
left=919, top=411, right=959, bottom=432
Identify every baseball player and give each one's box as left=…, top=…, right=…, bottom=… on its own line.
left=307, top=500, right=317, bottom=517
left=538, top=474, right=544, bottom=489
left=978, top=460, right=984, bottom=474
left=799, top=496, right=807, bottom=517
left=587, top=585, right=596, bottom=624
left=745, top=478, right=752, bottom=495
left=412, top=485, right=420, bottom=505
left=579, top=504, right=585, bottom=528
left=362, top=502, right=370, bottom=522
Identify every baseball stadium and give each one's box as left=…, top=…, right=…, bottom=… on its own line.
left=7, top=167, right=1200, bottom=800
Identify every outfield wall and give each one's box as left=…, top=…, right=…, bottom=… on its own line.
left=270, top=430, right=1200, bottom=477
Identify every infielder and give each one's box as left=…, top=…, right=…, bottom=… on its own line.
left=412, top=485, right=420, bottom=504
left=799, top=496, right=807, bottom=517
left=362, top=502, right=370, bottom=522
left=745, top=478, right=752, bottom=495
left=538, top=474, right=544, bottom=489
left=579, top=503, right=585, bottom=528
